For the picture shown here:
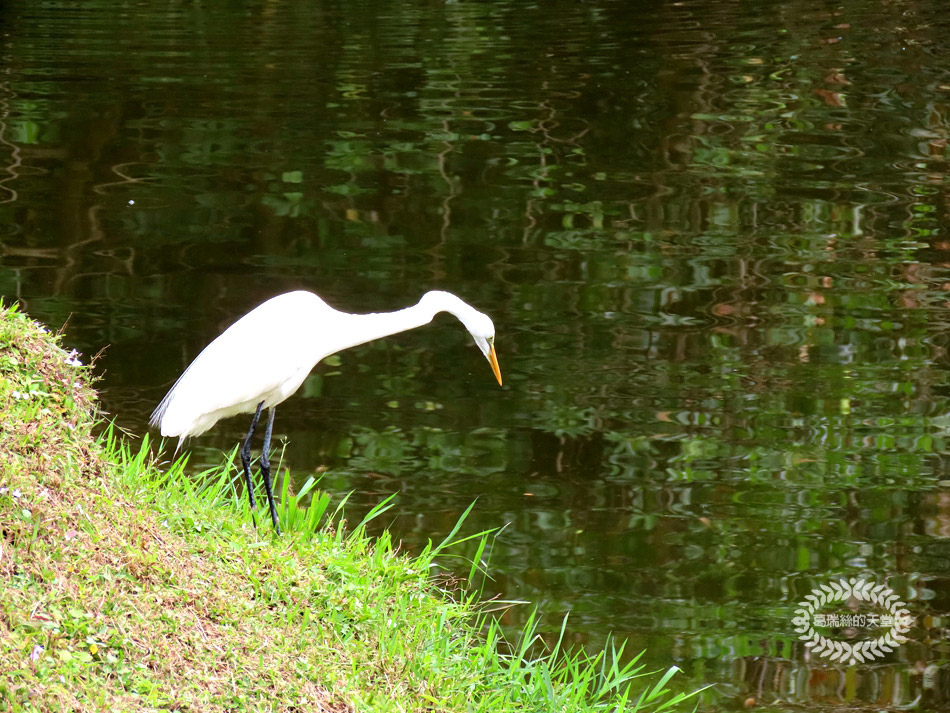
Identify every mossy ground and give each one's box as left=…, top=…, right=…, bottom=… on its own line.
left=0, top=303, right=699, bottom=712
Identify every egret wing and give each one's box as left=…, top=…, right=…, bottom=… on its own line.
left=151, top=294, right=335, bottom=436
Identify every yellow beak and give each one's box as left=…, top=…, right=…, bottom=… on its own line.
left=488, top=345, right=503, bottom=386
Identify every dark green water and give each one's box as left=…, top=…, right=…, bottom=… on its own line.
left=2, top=0, right=949, bottom=708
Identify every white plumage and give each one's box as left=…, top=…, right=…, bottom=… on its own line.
left=150, top=289, right=502, bottom=532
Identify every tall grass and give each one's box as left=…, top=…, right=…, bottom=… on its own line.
left=104, top=428, right=703, bottom=712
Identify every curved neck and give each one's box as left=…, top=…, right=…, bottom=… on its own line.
left=334, top=292, right=468, bottom=353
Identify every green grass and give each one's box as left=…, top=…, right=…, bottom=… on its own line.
left=0, top=301, right=702, bottom=712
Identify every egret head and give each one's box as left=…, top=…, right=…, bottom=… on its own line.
left=420, top=290, right=503, bottom=386
left=463, top=314, right=502, bottom=387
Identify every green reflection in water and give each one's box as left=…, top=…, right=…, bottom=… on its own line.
left=1, top=0, right=949, bottom=709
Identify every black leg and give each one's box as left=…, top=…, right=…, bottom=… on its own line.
left=260, top=407, right=281, bottom=534
left=242, top=401, right=264, bottom=514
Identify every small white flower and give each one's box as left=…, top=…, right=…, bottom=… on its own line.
left=65, top=349, right=82, bottom=367
left=11, top=390, right=28, bottom=401
left=30, top=644, right=43, bottom=661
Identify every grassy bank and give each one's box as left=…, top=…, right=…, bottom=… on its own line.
left=0, top=302, right=699, bottom=712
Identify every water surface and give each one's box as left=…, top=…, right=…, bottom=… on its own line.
left=2, top=0, right=949, bottom=709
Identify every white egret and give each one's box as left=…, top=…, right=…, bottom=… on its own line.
left=150, top=290, right=503, bottom=533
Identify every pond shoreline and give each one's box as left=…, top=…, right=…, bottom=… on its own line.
left=0, top=302, right=697, bottom=711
